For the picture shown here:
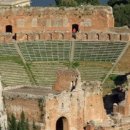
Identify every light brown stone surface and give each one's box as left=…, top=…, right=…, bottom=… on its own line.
left=5, top=98, right=41, bottom=122
left=0, top=31, right=129, bottom=43
left=53, top=69, right=80, bottom=92
left=3, top=76, right=130, bottom=130
left=4, top=81, right=106, bottom=130
left=0, top=6, right=114, bottom=34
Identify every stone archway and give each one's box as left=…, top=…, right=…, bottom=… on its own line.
left=56, top=117, right=69, bottom=130
left=6, top=25, right=13, bottom=33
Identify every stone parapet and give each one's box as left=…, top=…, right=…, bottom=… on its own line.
left=0, top=31, right=130, bottom=43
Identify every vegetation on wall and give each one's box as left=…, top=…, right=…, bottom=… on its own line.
left=8, top=111, right=29, bottom=130
left=55, top=0, right=99, bottom=6
left=55, top=0, right=130, bottom=26
left=64, top=61, right=80, bottom=69
left=107, top=0, right=130, bottom=27
left=38, top=98, right=44, bottom=121
left=8, top=111, right=38, bottom=130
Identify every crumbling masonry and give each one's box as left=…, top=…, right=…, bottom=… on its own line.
left=0, top=77, right=7, bottom=130
left=3, top=70, right=130, bottom=130
left=0, top=5, right=130, bottom=130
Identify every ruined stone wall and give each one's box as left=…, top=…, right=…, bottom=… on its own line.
left=44, top=83, right=106, bottom=130
left=5, top=98, right=42, bottom=122
left=112, top=89, right=130, bottom=116
left=0, top=77, right=7, bottom=130
left=0, top=31, right=130, bottom=43
left=0, top=6, right=114, bottom=34
left=53, top=69, right=80, bottom=92
left=4, top=82, right=106, bottom=130
left=0, top=0, right=30, bottom=7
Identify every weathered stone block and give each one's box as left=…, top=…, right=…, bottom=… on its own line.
left=88, top=32, right=100, bottom=41
left=39, top=32, right=45, bottom=40
left=120, top=34, right=130, bottom=41
left=16, top=33, right=28, bottom=41
left=82, top=33, right=89, bottom=41
left=44, top=33, right=52, bottom=40
left=110, top=33, right=120, bottom=41
left=33, top=33, right=40, bottom=41
left=76, top=32, right=83, bottom=41
left=52, top=32, right=60, bottom=40
left=0, top=34, right=5, bottom=43
left=28, top=33, right=35, bottom=41
left=64, top=32, right=71, bottom=40
left=4, top=34, right=13, bottom=43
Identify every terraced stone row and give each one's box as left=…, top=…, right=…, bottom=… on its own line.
left=0, top=61, right=31, bottom=87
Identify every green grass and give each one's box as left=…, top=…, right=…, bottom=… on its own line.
left=0, top=56, right=24, bottom=65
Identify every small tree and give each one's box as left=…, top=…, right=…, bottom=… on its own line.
left=25, top=119, right=29, bottom=130
left=55, top=0, right=77, bottom=6
left=19, top=111, right=29, bottom=130
left=17, top=122, right=22, bottom=130
left=8, top=111, right=30, bottom=130
left=32, top=121, right=37, bottom=130
left=8, top=114, right=17, bottom=130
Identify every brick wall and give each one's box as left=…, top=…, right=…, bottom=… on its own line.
left=0, top=6, right=114, bottom=34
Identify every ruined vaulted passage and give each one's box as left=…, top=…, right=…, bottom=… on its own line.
left=6, top=25, right=13, bottom=33
left=56, top=117, right=68, bottom=130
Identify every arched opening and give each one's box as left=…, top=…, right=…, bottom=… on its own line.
left=85, top=33, right=88, bottom=40
left=96, top=33, right=99, bottom=40
left=6, top=25, right=13, bottom=33
left=59, top=33, right=64, bottom=40
left=72, top=24, right=79, bottom=32
left=56, top=117, right=68, bottom=130
left=49, top=33, right=52, bottom=40
left=107, top=34, right=110, bottom=40
left=119, top=35, right=122, bottom=41
left=72, top=24, right=79, bottom=39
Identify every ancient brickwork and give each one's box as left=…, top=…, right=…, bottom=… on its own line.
left=3, top=70, right=107, bottom=130
left=0, top=6, right=113, bottom=34
left=45, top=84, right=106, bottom=130
left=1, top=5, right=130, bottom=130
left=53, top=69, right=80, bottom=92
left=4, top=84, right=106, bottom=130
left=0, top=31, right=130, bottom=43
left=3, top=72, right=130, bottom=130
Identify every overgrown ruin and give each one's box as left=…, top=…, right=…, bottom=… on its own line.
left=0, top=5, right=130, bottom=130
left=2, top=70, right=130, bottom=130
left=3, top=70, right=107, bottom=130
